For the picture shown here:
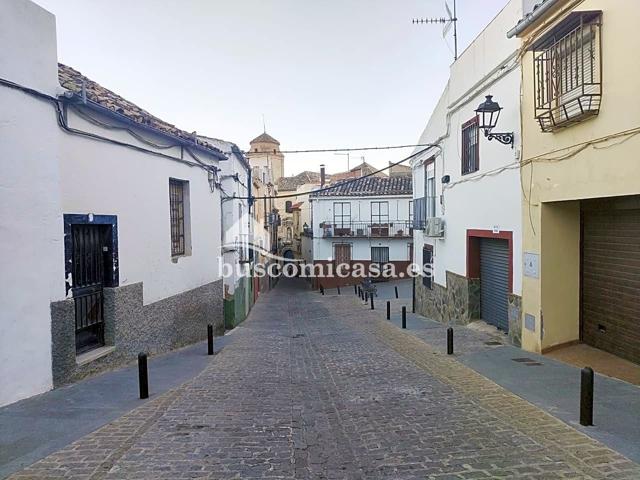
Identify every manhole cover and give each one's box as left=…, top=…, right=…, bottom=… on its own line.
left=292, top=333, right=305, bottom=338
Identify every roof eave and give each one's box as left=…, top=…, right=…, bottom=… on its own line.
left=63, top=94, right=227, bottom=161
left=507, top=0, right=562, bottom=38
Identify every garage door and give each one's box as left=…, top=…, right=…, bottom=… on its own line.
left=480, top=238, right=510, bottom=332
left=582, top=203, right=640, bottom=364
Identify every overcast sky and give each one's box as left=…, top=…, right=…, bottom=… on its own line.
left=35, top=0, right=509, bottom=176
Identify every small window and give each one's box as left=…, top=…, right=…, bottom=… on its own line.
left=169, top=178, right=190, bottom=257
left=371, top=246, right=389, bottom=265
left=422, top=245, right=433, bottom=289
left=461, top=116, right=479, bottom=175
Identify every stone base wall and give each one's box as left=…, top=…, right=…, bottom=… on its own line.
left=414, top=271, right=480, bottom=325
left=508, top=293, right=522, bottom=347
left=51, top=279, right=223, bottom=387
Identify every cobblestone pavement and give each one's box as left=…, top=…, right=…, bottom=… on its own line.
left=9, top=279, right=640, bottom=479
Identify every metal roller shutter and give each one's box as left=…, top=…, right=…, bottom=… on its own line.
left=582, top=205, right=640, bottom=364
left=480, top=238, right=510, bottom=332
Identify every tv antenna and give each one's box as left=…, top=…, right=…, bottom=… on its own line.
left=412, top=0, right=458, bottom=60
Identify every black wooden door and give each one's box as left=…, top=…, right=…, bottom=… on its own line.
left=72, top=224, right=108, bottom=352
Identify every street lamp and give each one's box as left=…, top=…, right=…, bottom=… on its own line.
left=474, top=95, right=514, bottom=148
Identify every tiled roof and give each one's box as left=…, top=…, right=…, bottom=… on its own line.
left=250, top=132, right=280, bottom=145
left=58, top=64, right=223, bottom=155
left=277, top=171, right=321, bottom=191
left=330, top=162, right=385, bottom=181
left=512, top=0, right=554, bottom=31
left=311, top=175, right=412, bottom=197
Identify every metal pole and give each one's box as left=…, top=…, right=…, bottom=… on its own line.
left=386, top=301, right=391, bottom=320
left=365, top=292, right=369, bottom=303
left=320, top=285, right=325, bottom=295
left=337, top=285, right=341, bottom=295
left=447, top=327, right=454, bottom=355
left=402, top=306, right=407, bottom=329
left=394, top=286, right=399, bottom=299
left=138, top=353, right=149, bottom=399
left=207, top=324, right=214, bottom=355
left=580, top=367, right=594, bottom=426
left=354, top=284, right=358, bottom=295
left=370, top=294, right=374, bottom=310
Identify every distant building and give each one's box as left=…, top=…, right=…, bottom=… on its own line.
left=309, top=176, right=413, bottom=288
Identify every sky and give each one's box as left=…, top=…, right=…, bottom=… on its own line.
left=35, top=0, right=509, bottom=177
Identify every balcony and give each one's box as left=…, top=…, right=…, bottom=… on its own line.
left=532, top=11, right=602, bottom=132
left=321, top=221, right=413, bottom=239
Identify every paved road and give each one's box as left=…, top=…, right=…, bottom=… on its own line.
left=9, top=279, right=640, bottom=479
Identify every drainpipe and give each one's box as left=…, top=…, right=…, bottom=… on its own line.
left=320, top=164, right=326, bottom=187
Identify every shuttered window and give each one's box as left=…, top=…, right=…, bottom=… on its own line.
left=461, top=117, right=479, bottom=175
left=371, top=246, right=389, bottom=265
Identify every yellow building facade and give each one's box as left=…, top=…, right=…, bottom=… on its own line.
left=512, top=0, right=640, bottom=363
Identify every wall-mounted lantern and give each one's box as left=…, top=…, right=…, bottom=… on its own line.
left=474, top=95, right=514, bottom=148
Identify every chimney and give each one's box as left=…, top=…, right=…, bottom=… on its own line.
left=320, top=164, right=326, bottom=187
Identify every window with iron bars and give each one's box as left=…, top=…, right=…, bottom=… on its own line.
left=169, top=179, right=186, bottom=256
left=461, top=117, right=479, bottom=175
left=532, top=11, right=602, bottom=132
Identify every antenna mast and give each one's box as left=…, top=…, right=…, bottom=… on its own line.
left=412, top=0, right=458, bottom=61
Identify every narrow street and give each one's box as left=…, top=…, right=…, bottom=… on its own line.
left=7, top=279, right=639, bottom=480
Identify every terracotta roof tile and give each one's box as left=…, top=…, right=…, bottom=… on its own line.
left=58, top=63, right=222, bottom=155
left=312, top=175, right=412, bottom=197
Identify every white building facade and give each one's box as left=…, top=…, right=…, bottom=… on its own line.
left=1, top=0, right=226, bottom=406
left=309, top=176, right=413, bottom=289
left=412, top=0, right=525, bottom=345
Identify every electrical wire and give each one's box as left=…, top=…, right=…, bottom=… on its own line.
left=228, top=143, right=441, bottom=156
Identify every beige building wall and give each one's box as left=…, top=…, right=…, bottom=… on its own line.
left=517, top=0, right=640, bottom=352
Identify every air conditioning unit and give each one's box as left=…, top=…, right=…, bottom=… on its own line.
left=425, top=217, right=445, bottom=238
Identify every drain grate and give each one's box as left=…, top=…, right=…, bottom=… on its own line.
left=484, top=341, right=502, bottom=346
left=292, top=333, right=306, bottom=339
left=512, top=357, right=543, bottom=366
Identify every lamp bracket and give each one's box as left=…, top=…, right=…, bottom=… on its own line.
left=485, top=131, right=514, bottom=148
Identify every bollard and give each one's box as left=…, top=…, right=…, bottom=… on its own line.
left=138, top=353, right=149, bottom=399
left=358, top=287, right=362, bottom=299
left=402, top=306, right=407, bottom=329
left=365, top=292, right=369, bottom=303
left=370, top=294, right=374, bottom=310
left=580, top=367, right=594, bottom=426
left=207, top=324, right=214, bottom=356
left=386, top=301, right=391, bottom=320
left=447, top=327, right=454, bottom=355
left=337, top=285, right=341, bottom=295
left=354, top=284, right=358, bottom=295
left=320, top=285, right=325, bottom=295
left=395, top=286, right=399, bottom=299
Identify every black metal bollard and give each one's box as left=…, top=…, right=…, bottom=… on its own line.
left=358, top=287, right=362, bottom=299
left=337, top=285, right=341, bottom=295
left=138, top=353, right=149, bottom=399
left=320, top=285, right=325, bottom=295
left=354, top=284, right=358, bottom=295
left=370, top=294, right=374, bottom=310
left=386, top=301, right=391, bottom=320
left=580, top=367, right=594, bottom=426
left=395, top=286, right=399, bottom=299
left=365, top=292, right=369, bottom=303
left=207, top=324, right=214, bottom=356
left=402, top=306, right=407, bottom=329
left=447, top=327, right=454, bottom=355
